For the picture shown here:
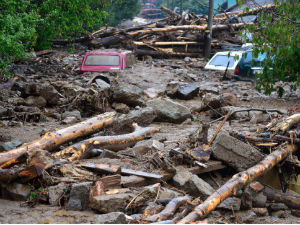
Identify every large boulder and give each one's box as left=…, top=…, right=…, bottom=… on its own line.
left=166, top=81, right=199, bottom=100
left=66, top=182, right=93, bottom=211
left=112, top=83, right=144, bottom=107
left=147, top=98, right=191, bottom=123
left=212, top=132, right=264, bottom=172
left=24, top=96, right=47, bottom=107
left=95, top=212, right=127, bottom=224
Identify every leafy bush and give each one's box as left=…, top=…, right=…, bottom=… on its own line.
left=245, top=0, right=300, bottom=96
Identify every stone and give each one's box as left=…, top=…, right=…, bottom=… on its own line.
left=24, top=96, right=47, bottom=107
left=253, top=208, right=269, bottom=217
left=95, top=78, right=110, bottom=90
left=152, top=140, right=164, bottom=151
left=249, top=181, right=264, bottom=192
left=199, top=84, right=219, bottom=95
left=0, top=140, right=22, bottom=152
left=212, top=132, right=264, bottom=172
left=166, top=81, right=199, bottom=100
left=27, top=149, right=55, bottom=170
left=48, top=183, right=66, bottom=206
left=0, top=183, right=31, bottom=200
left=184, top=57, right=193, bottom=63
left=97, top=149, right=120, bottom=159
left=37, top=83, right=60, bottom=105
left=124, top=139, right=152, bottom=156
left=241, top=187, right=252, bottom=210
left=147, top=98, right=191, bottom=123
left=121, top=175, right=147, bottom=188
left=89, top=193, right=134, bottom=213
left=95, top=212, right=127, bottom=224
left=62, top=110, right=81, bottom=120
left=217, top=197, right=241, bottom=211
left=112, top=83, right=144, bottom=107
left=243, top=211, right=257, bottom=223
left=112, top=103, right=130, bottom=114
left=14, top=105, right=40, bottom=113
left=173, top=170, right=215, bottom=198
left=203, top=92, right=237, bottom=110
left=269, top=203, right=288, bottom=211
left=271, top=210, right=287, bottom=218
left=66, top=182, right=93, bottom=211
left=62, top=116, right=77, bottom=124
left=143, top=88, right=164, bottom=98
left=253, top=192, right=267, bottom=208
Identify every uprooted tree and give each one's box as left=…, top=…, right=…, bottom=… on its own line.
left=244, top=0, right=300, bottom=96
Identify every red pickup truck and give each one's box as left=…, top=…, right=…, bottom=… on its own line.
left=80, top=50, right=136, bottom=73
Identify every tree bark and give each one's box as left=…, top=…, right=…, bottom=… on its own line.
left=0, top=112, right=116, bottom=167
left=178, top=144, right=298, bottom=223
left=263, top=186, right=300, bottom=209
left=54, top=123, right=160, bottom=161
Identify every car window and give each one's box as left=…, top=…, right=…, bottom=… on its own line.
left=209, top=55, right=236, bottom=67
left=84, top=55, right=120, bottom=66
left=244, top=51, right=252, bottom=63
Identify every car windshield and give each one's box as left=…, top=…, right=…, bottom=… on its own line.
left=209, top=55, right=236, bottom=67
left=84, top=55, right=120, bottom=66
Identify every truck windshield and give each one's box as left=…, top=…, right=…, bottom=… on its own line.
left=84, top=55, right=120, bottom=66
left=209, top=55, right=235, bottom=67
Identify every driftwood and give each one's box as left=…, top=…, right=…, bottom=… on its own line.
left=0, top=112, right=116, bottom=167
left=279, top=113, right=300, bottom=132
left=263, top=185, right=300, bottom=209
left=160, top=6, right=180, bottom=18
left=145, top=195, right=192, bottom=222
left=178, top=144, right=298, bottom=223
left=54, top=123, right=160, bottom=161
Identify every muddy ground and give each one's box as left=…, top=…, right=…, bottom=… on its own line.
left=0, top=47, right=299, bottom=224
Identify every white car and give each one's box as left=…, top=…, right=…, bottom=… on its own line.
left=204, top=51, right=245, bottom=71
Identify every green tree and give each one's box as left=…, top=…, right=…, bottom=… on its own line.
left=0, top=0, right=40, bottom=76
left=105, top=0, right=141, bottom=26
left=245, top=0, right=300, bottom=96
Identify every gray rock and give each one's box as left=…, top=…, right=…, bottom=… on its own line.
left=184, top=57, right=193, bottom=63
left=121, top=175, right=147, bottom=188
left=112, top=83, right=144, bottom=107
left=291, top=209, right=300, bottom=217
left=112, top=102, right=130, bottom=114
left=14, top=105, right=40, bottom=113
left=37, top=83, right=60, bottom=105
left=166, top=81, right=199, bottom=100
left=212, top=132, right=264, bottom=172
left=147, top=98, right=191, bottom=123
left=48, top=182, right=66, bottom=205
left=0, top=183, right=31, bottom=200
left=253, top=192, right=267, bottom=208
left=173, top=170, right=214, bottom=198
left=66, top=182, right=93, bottom=211
left=62, top=116, right=78, bottom=124
left=269, top=203, right=289, bottom=211
left=271, top=210, right=287, bottom=218
left=217, top=197, right=241, bottom=211
left=95, top=78, right=110, bottom=90
left=0, top=140, right=23, bottom=152
left=95, top=212, right=127, bottom=224
left=143, top=88, right=164, bottom=98
left=89, top=193, right=134, bottom=213
left=253, top=208, right=268, bottom=217
left=152, top=140, right=164, bottom=151
left=62, top=110, right=81, bottom=120
left=202, top=92, right=237, bottom=110
left=243, top=211, right=257, bottom=223
left=24, top=96, right=47, bottom=107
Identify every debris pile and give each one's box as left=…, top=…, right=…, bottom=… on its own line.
left=89, top=4, right=276, bottom=57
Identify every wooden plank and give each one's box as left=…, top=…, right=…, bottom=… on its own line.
left=188, top=160, right=226, bottom=174
left=121, top=168, right=163, bottom=179
left=81, top=163, right=121, bottom=174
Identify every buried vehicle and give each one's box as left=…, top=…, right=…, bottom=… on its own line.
left=204, top=51, right=244, bottom=71
left=80, top=50, right=136, bottom=73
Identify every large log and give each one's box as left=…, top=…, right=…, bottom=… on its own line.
left=178, top=144, right=298, bottom=223
left=160, top=6, right=180, bottom=18
left=55, top=123, right=160, bottom=161
left=263, top=186, right=300, bottom=209
left=0, top=112, right=116, bottom=167
left=128, top=23, right=251, bottom=36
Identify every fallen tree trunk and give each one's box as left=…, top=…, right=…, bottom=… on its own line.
left=160, top=6, right=180, bottom=18
left=279, top=113, right=300, bottom=132
left=263, top=186, right=300, bottom=209
left=0, top=112, right=116, bottom=167
left=178, top=144, right=298, bottom=223
left=55, top=123, right=160, bottom=161
left=129, top=23, right=251, bottom=36
left=145, top=195, right=192, bottom=222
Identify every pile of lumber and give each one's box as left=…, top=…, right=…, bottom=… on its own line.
left=89, top=4, right=275, bottom=57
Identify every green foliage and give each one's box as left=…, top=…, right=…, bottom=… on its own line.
left=0, top=0, right=40, bottom=76
left=35, top=0, right=108, bottom=49
left=105, top=0, right=141, bottom=26
left=245, top=0, right=300, bottom=96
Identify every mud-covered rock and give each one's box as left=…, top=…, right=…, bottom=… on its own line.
left=217, top=197, right=241, bottom=211
left=37, top=83, right=60, bottom=105
left=253, top=208, right=268, bottom=217
left=112, top=83, right=145, bottom=107
left=147, top=98, right=191, bottom=123
left=166, top=81, right=199, bottom=100
left=24, top=96, right=47, bottom=107
left=48, top=182, right=66, bottom=206
left=212, top=132, right=264, bottom=172
left=62, top=110, right=81, bottom=120
left=112, top=103, right=130, bottom=114
left=66, top=182, right=93, bottom=211
left=95, top=212, right=127, bottom=224
left=0, top=183, right=31, bottom=201
left=62, top=116, right=78, bottom=124
left=269, top=203, right=289, bottom=211
left=173, top=170, right=214, bottom=198
left=253, top=192, right=267, bottom=208
left=0, top=140, right=22, bottom=152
